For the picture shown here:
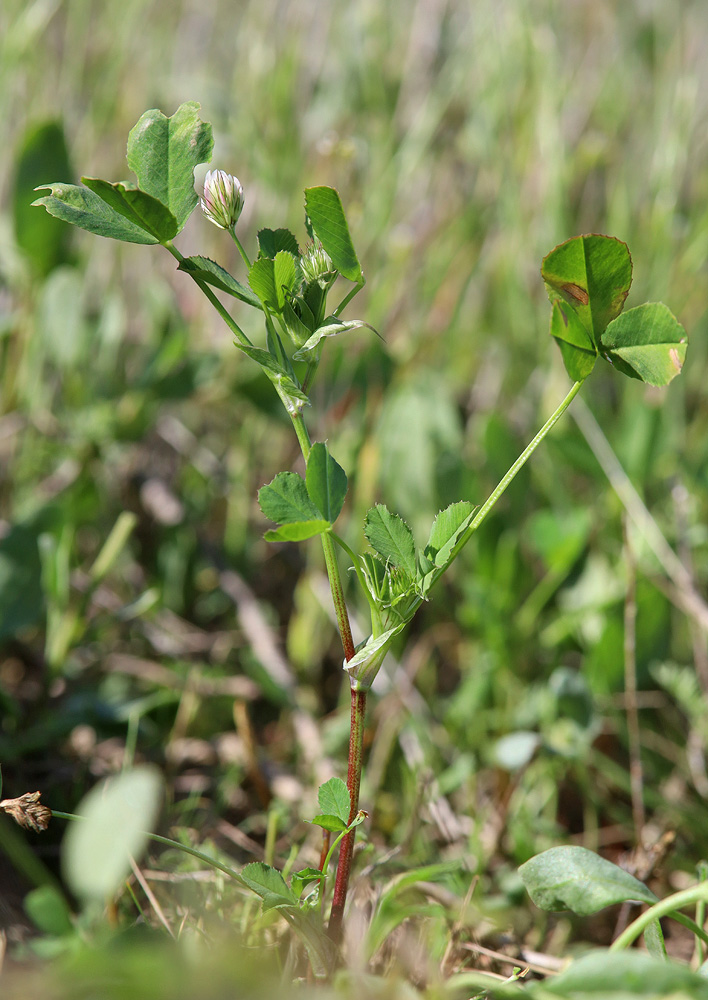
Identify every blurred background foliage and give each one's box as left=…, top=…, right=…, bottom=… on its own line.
left=2, top=0, right=708, bottom=989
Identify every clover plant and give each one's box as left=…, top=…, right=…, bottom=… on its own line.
left=33, top=102, right=688, bottom=971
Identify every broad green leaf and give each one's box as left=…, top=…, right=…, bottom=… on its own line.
left=258, top=472, right=323, bottom=525
left=33, top=183, right=160, bottom=244
left=126, top=102, right=213, bottom=233
left=364, top=505, right=416, bottom=579
left=258, top=227, right=300, bottom=259
left=306, top=443, right=348, bottom=523
left=14, top=120, right=74, bottom=275
left=293, top=317, right=376, bottom=360
left=550, top=299, right=597, bottom=381
left=317, top=777, right=351, bottom=824
left=425, top=501, right=475, bottom=568
left=540, top=950, right=708, bottom=998
left=309, top=814, right=348, bottom=833
left=82, top=178, right=178, bottom=241
left=177, top=255, right=262, bottom=307
left=24, top=886, right=73, bottom=937
left=264, top=520, right=331, bottom=542
left=248, top=251, right=301, bottom=312
left=519, top=846, right=658, bottom=916
left=542, top=235, right=633, bottom=347
left=304, top=186, right=363, bottom=282
left=62, top=767, right=162, bottom=902
left=240, top=862, right=297, bottom=911
left=601, top=302, right=687, bottom=386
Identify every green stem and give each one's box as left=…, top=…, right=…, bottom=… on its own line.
left=291, top=411, right=313, bottom=461
left=230, top=230, right=252, bottom=269
left=321, top=534, right=356, bottom=662
left=289, top=413, right=356, bottom=663
left=302, top=357, right=321, bottom=396
left=51, top=810, right=246, bottom=884
left=333, top=279, right=365, bottom=318
left=452, top=379, right=584, bottom=560
left=321, top=827, right=350, bottom=878
left=163, top=242, right=252, bottom=347
left=610, top=882, right=708, bottom=951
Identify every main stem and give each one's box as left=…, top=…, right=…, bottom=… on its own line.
left=290, top=413, right=355, bottom=662
left=328, top=686, right=366, bottom=942
left=289, top=411, right=361, bottom=941
left=325, top=378, right=585, bottom=941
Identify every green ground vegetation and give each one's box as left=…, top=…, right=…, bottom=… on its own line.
left=2, top=1, right=708, bottom=996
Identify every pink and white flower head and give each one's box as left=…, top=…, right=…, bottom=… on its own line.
left=201, top=170, right=244, bottom=230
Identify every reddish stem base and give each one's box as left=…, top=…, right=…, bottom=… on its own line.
left=328, top=686, right=367, bottom=943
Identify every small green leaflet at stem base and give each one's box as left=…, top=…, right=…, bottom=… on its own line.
left=258, top=472, right=323, bottom=525
left=126, top=102, right=213, bottom=234
left=364, top=505, right=417, bottom=580
left=304, top=187, right=363, bottom=283
left=305, top=443, right=347, bottom=524
left=239, top=862, right=297, bottom=911
left=310, top=815, right=348, bottom=833
left=519, top=846, right=658, bottom=916
left=317, top=776, right=351, bottom=825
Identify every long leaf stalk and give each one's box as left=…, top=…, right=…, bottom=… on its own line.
left=455, top=379, right=584, bottom=552
left=51, top=810, right=247, bottom=883
left=610, top=881, right=708, bottom=951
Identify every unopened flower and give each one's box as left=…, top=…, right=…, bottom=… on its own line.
left=300, top=239, right=336, bottom=287
left=201, top=170, right=244, bottom=230
left=0, top=791, right=51, bottom=832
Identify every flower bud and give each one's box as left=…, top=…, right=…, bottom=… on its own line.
left=300, top=239, right=336, bottom=287
left=201, top=170, right=244, bottom=229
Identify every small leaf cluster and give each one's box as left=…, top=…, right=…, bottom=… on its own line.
left=33, top=103, right=370, bottom=418
left=258, top=442, right=347, bottom=543
left=236, top=777, right=363, bottom=975
left=33, top=103, right=212, bottom=244
left=543, top=234, right=687, bottom=385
